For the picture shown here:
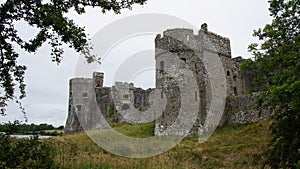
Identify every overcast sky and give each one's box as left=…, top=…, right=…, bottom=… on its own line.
left=1, top=0, right=272, bottom=127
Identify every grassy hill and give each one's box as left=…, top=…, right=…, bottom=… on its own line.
left=47, top=120, right=272, bottom=169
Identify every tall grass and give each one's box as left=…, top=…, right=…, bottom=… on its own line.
left=46, top=120, right=271, bottom=169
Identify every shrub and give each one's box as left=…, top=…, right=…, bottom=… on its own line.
left=0, top=134, right=56, bottom=169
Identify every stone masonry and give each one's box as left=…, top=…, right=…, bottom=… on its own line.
left=64, top=24, right=270, bottom=135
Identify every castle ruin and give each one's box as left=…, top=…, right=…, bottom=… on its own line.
left=64, top=24, right=269, bottom=135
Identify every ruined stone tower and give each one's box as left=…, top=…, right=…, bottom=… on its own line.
left=153, top=24, right=249, bottom=136
left=64, top=74, right=155, bottom=134
left=64, top=73, right=103, bottom=134
left=64, top=24, right=269, bottom=135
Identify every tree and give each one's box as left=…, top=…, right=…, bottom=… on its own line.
left=0, top=134, right=57, bottom=168
left=0, top=0, right=147, bottom=115
left=0, top=120, right=20, bottom=134
left=57, top=125, right=64, bottom=130
left=242, top=0, right=300, bottom=168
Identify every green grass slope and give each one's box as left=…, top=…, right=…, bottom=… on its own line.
left=47, top=120, right=272, bottom=169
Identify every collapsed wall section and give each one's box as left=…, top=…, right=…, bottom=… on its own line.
left=65, top=75, right=156, bottom=134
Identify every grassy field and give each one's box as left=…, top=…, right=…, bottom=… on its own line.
left=46, top=120, right=272, bottom=169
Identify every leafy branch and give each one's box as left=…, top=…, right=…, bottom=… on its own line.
left=0, top=0, right=147, bottom=115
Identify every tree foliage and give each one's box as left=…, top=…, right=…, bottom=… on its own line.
left=0, top=120, right=21, bottom=134
left=242, top=0, right=300, bottom=168
left=0, top=134, right=56, bottom=168
left=0, top=0, right=147, bottom=115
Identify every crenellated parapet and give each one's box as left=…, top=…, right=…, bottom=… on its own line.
left=155, top=24, right=231, bottom=58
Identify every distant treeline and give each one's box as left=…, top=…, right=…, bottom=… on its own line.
left=0, top=120, right=64, bottom=136
left=18, top=123, right=64, bottom=131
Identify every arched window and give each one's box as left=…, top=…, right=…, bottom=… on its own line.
left=123, top=94, right=129, bottom=100
left=180, top=58, right=187, bottom=63
left=234, top=87, right=238, bottom=96
left=180, top=58, right=187, bottom=68
left=76, top=105, right=82, bottom=111
left=121, top=104, right=130, bottom=110
left=96, top=81, right=101, bottom=88
left=160, top=61, right=164, bottom=72
left=233, top=75, right=237, bottom=81
left=82, top=92, right=88, bottom=98
left=227, top=71, right=230, bottom=76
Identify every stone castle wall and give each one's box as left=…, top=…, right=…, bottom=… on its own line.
left=224, top=95, right=271, bottom=124
left=64, top=24, right=270, bottom=135
left=64, top=78, right=156, bottom=134
left=153, top=24, right=254, bottom=136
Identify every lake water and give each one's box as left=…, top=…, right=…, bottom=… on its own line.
left=10, top=134, right=54, bottom=139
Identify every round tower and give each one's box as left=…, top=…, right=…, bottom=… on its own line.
left=64, top=77, right=101, bottom=134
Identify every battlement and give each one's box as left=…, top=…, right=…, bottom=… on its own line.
left=93, top=72, right=104, bottom=78
left=70, top=78, right=93, bottom=84
left=155, top=28, right=197, bottom=47
left=113, top=81, right=134, bottom=89
left=155, top=23, right=231, bottom=58
left=232, top=56, right=244, bottom=63
left=199, top=26, right=231, bottom=57
left=163, top=28, right=194, bottom=39
left=199, top=23, right=231, bottom=46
